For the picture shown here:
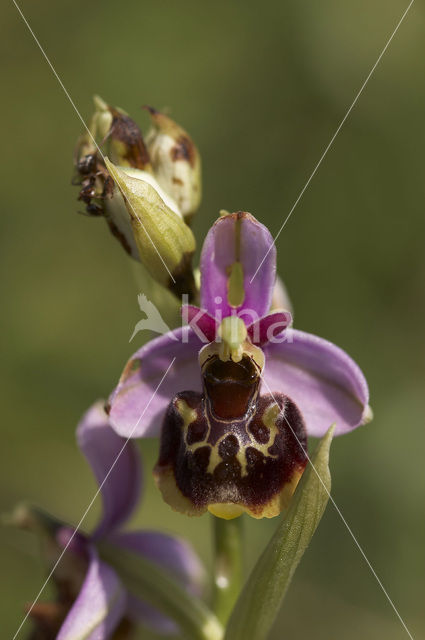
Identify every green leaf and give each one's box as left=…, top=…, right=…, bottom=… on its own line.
left=224, top=426, right=334, bottom=640
left=99, top=541, right=223, bottom=640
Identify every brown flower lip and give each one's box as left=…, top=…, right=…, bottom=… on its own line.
left=154, top=379, right=308, bottom=520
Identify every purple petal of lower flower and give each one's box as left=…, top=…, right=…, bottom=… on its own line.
left=57, top=547, right=127, bottom=640
left=109, top=530, right=204, bottom=595
left=109, top=530, right=204, bottom=634
left=109, top=327, right=203, bottom=438
left=200, top=212, right=276, bottom=319
left=77, top=401, right=141, bottom=539
left=126, top=593, right=177, bottom=634
left=263, top=329, right=370, bottom=437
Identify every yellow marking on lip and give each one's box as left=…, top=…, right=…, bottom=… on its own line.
left=177, top=398, right=211, bottom=455
left=248, top=402, right=281, bottom=459
left=177, top=398, right=283, bottom=480
left=208, top=401, right=282, bottom=477
left=206, top=432, right=226, bottom=475
left=153, top=466, right=205, bottom=517
left=161, top=398, right=304, bottom=521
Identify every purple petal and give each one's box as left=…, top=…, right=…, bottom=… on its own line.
left=56, top=526, right=89, bottom=558
left=57, top=547, right=126, bottom=640
left=109, top=327, right=203, bottom=438
left=77, top=402, right=142, bottom=538
left=247, top=311, right=292, bottom=346
left=263, top=329, right=370, bottom=437
left=200, top=212, right=276, bottom=319
left=109, top=530, right=204, bottom=634
left=126, top=593, right=177, bottom=634
left=110, top=530, right=204, bottom=594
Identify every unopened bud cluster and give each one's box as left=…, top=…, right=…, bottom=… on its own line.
left=74, top=96, right=201, bottom=298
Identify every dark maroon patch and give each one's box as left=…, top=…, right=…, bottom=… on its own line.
left=218, top=434, right=240, bottom=459
left=191, top=446, right=211, bottom=473
left=249, top=420, right=270, bottom=444
left=245, top=446, right=264, bottom=466
left=187, top=420, right=208, bottom=445
left=213, top=458, right=242, bottom=484
left=155, top=390, right=308, bottom=513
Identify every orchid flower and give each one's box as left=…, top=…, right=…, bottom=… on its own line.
left=108, top=212, right=370, bottom=520
left=27, top=401, right=203, bottom=639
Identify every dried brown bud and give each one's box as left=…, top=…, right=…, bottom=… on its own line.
left=145, top=107, right=202, bottom=224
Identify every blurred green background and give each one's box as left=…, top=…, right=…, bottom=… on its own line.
left=1, top=0, right=424, bottom=637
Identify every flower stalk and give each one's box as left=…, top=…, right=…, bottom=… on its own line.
left=212, top=515, right=244, bottom=626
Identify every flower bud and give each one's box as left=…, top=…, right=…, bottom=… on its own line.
left=105, top=159, right=197, bottom=298
left=91, top=95, right=152, bottom=170
left=74, top=99, right=200, bottom=297
left=101, top=165, right=181, bottom=262
left=90, top=95, right=113, bottom=142
left=73, top=96, right=152, bottom=231
left=145, top=107, right=202, bottom=224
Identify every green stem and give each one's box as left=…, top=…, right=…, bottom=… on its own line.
left=212, top=515, right=244, bottom=625
left=99, top=541, right=223, bottom=640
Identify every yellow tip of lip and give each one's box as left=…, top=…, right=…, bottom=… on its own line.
left=208, top=503, right=244, bottom=520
